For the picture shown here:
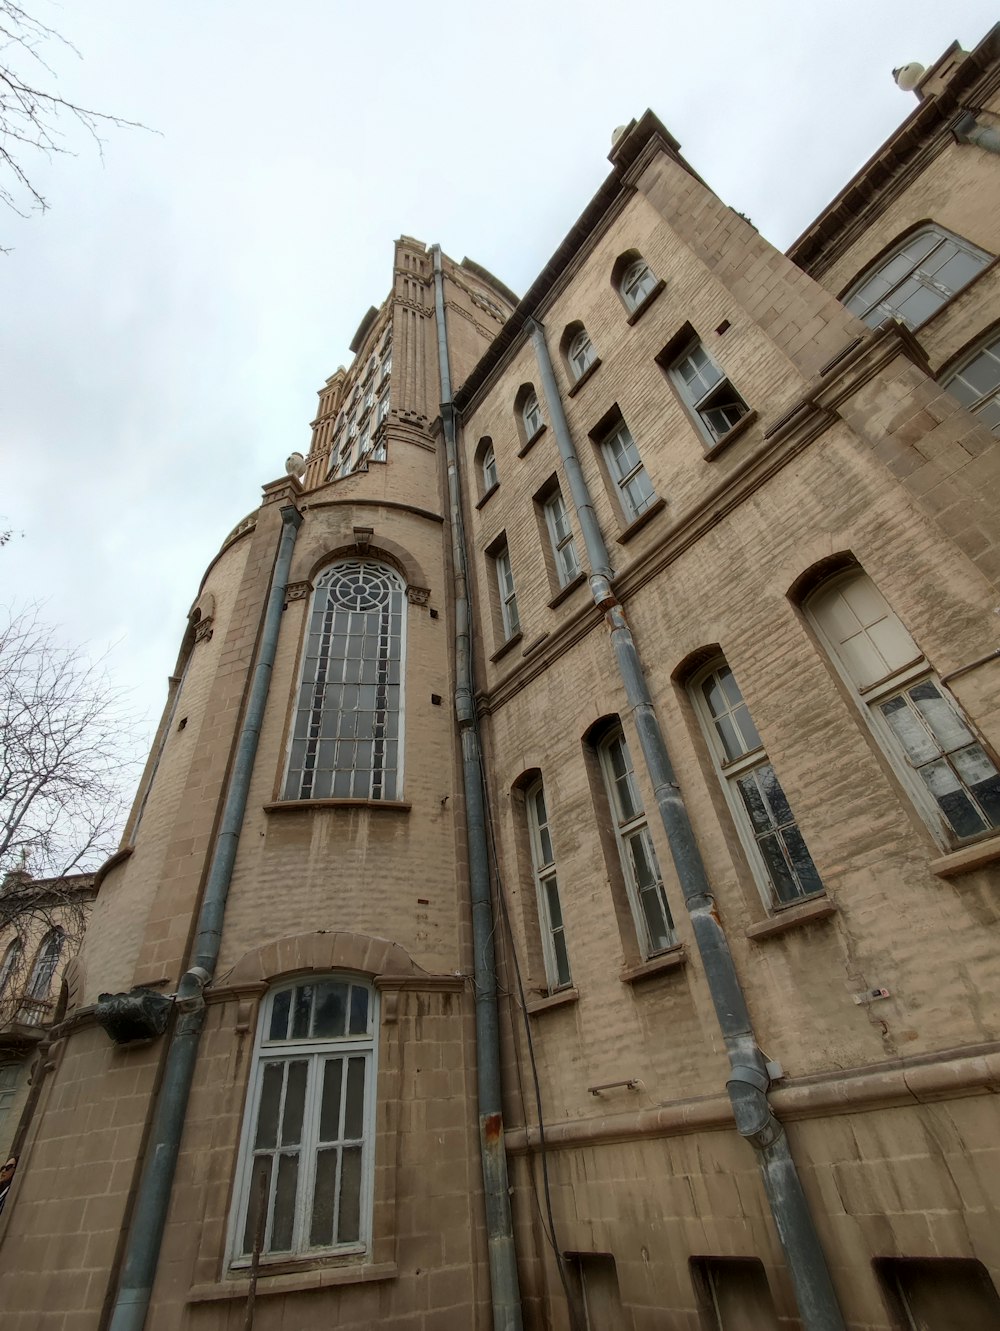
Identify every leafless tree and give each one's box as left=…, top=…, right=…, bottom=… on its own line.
left=0, top=2, right=144, bottom=229
left=0, top=604, right=143, bottom=1022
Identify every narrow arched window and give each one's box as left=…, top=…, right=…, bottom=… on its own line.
left=229, top=976, right=377, bottom=1265
left=567, top=329, right=596, bottom=380
left=284, top=561, right=406, bottom=801
left=943, top=332, right=1000, bottom=435
left=620, top=259, right=657, bottom=312
left=27, top=928, right=64, bottom=1001
left=522, top=392, right=543, bottom=440
left=843, top=227, right=989, bottom=330
left=482, top=442, right=498, bottom=492
left=0, top=940, right=21, bottom=998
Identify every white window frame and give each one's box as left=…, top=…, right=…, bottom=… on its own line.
left=843, top=227, right=990, bottom=331
left=568, top=329, right=596, bottom=380
left=495, top=544, right=520, bottom=641
left=692, top=661, right=824, bottom=909
left=600, top=421, right=657, bottom=522
left=620, top=259, right=657, bottom=312
left=284, top=561, right=406, bottom=802
left=543, top=489, right=581, bottom=587
left=670, top=341, right=749, bottom=445
left=522, top=393, right=543, bottom=440
left=376, top=391, right=390, bottom=426
left=943, top=331, right=1000, bottom=436
left=227, top=977, right=378, bottom=1269
left=598, top=727, right=677, bottom=958
left=380, top=351, right=391, bottom=381
left=526, top=779, right=572, bottom=991
left=808, top=571, right=1000, bottom=847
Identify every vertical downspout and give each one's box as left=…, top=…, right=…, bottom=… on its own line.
left=529, top=320, right=846, bottom=1331
left=433, top=246, right=523, bottom=1331
left=106, top=503, right=303, bottom=1331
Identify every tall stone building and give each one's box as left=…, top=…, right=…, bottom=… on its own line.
left=2, top=27, right=1000, bottom=1331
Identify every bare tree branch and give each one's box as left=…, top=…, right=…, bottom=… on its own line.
left=0, top=1, right=148, bottom=238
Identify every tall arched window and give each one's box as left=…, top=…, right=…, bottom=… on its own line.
left=0, top=940, right=22, bottom=998
left=284, top=561, right=406, bottom=802
left=228, top=976, right=377, bottom=1265
left=843, top=227, right=989, bottom=330
left=27, top=928, right=64, bottom=1001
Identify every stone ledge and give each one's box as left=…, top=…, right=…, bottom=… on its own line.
left=625, top=279, right=666, bottom=326
left=929, top=833, right=1000, bottom=878
left=526, top=987, right=579, bottom=1015
left=263, top=799, right=411, bottom=815
left=620, top=946, right=687, bottom=984
left=548, top=571, right=587, bottom=609
left=701, top=410, right=759, bottom=461
left=475, top=481, right=499, bottom=510
left=567, top=358, right=602, bottom=398
left=517, top=423, right=547, bottom=458
left=616, top=496, right=667, bottom=545
left=490, top=631, right=523, bottom=664
left=189, top=1261, right=398, bottom=1302
left=745, top=896, right=836, bottom=941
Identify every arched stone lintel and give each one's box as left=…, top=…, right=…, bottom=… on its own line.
left=225, top=930, right=445, bottom=989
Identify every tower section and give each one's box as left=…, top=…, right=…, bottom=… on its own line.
left=0, top=240, right=519, bottom=1331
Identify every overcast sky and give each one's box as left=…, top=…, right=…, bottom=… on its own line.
left=2, top=1, right=997, bottom=769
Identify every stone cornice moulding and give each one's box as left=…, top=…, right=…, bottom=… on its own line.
left=506, top=1040, right=1000, bottom=1155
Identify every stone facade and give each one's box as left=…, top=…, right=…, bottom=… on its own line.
left=2, top=28, right=1000, bottom=1331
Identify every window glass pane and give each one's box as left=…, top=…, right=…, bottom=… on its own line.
left=736, top=771, right=775, bottom=837
left=319, top=1058, right=344, bottom=1141
left=639, top=884, right=673, bottom=953
left=879, top=695, right=939, bottom=766
left=895, top=283, right=945, bottom=329
left=291, top=985, right=313, bottom=1039
left=313, top=981, right=348, bottom=1038
left=544, top=877, right=564, bottom=929
left=254, top=1063, right=284, bottom=1149
left=778, top=824, right=824, bottom=899
left=344, top=1057, right=366, bottom=1139
left=310, top=1148, right=338, bottom=1247
left=623, top=468, right=655, bottom=516
left=270, top=1153, right=299, bottom=1251
left=920, top=758, right=987, bottom=838
left=931, top=249, right=986, bottom=294
left=756, top=832, right=799, bottom=902
left=338, top=1145, right=363, bottom=1243
left=241, top=1155, right=272, bottom=1255
left=908, top=680, right=974, bottom=750
left=552, top=928, right=572, bottom=988
left=268, top=990, right=291, bottom=1042
left=952, top=746, right=1000, bottom=826
left=349, top=985, right=369, bottom=1035
left=280, top=1060, right=308, bottom=1146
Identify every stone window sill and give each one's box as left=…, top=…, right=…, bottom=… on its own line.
left=567, top=358, right=602, bottom=398
left=745, top=896, right=836, bottom=941
left=518, top=424, right=547, bottom=458
left=625, top=280, right=666, bottom=326
left=620, top=946, right=687, bottom=984
left=701, top=410, right=759, bottom=461
left=929, top=833, right=1000, bottom=879
left=189, top=1261, right=398, bottom=1303
left=526, top=986, right=579, bottom=1015
left=548, top=571, right=587, bottom=609
left=475, top=482, right=499, bottom=511
left=616, top=496, right=667, bottom=545
left=263, top=799, right=411, bottom=815
left=490, top=631, right=523, bottom=664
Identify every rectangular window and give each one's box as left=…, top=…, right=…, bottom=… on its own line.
left=693, top=662, right=823, bottom=908
left=230, top=979, right=376, bottom=1266
left=876, top=1258, right=1000, bottom=1330
left=691, top=1257, right=779, bottom=1330
left=670, top=341, right=749, bottom=445
left=377, top=392, right=390, bottom=426
left=601, top=421, right=656, bottom=521
left=809, top=571, right=1000, bottom=845
left=526, top=780, right=572, bottom=990
left=543, top=489, right=581, bottom=587
left=495, top=544, right=520, bottom=641
left=599, top=728, right=676, bottom=957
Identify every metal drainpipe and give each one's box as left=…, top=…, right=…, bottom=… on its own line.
left=432, top=245, right=523, bottom=1331
left=107, top=503, right=303, bottom=1331
left=529, top=321, right=846, bottom=1331
left=952, top=110, right=1000, bottom=155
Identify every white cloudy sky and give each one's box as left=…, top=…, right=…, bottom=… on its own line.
left=2, top=1, right=997, bottom=757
